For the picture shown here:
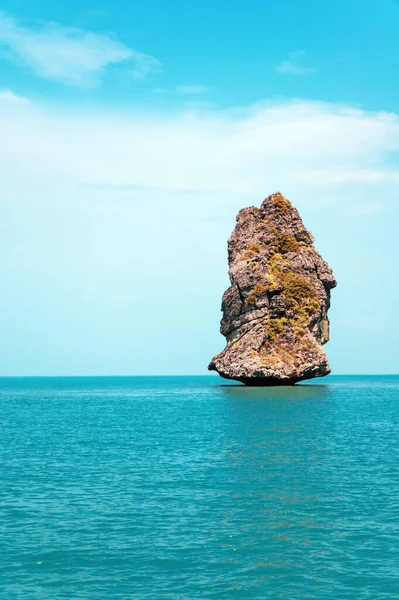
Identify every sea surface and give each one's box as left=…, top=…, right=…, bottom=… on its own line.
left=0, top=375, right=398, bottom=599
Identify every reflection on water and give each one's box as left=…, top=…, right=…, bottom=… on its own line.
left=219, top=380, right=331, bottom=399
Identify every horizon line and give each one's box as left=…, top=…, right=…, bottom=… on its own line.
left=0, top=373, right=398, bottom=379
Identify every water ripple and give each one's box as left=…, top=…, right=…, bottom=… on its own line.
left=0, top=375, right=398, bottom=599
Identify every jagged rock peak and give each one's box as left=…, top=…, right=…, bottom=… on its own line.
left=209, top=192, right=337, bottom=385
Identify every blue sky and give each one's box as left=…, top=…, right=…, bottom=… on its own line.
left=0, top=0, right=399, bottom=375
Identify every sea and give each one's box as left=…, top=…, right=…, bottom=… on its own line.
left=0, top=375, right=398, bottom=599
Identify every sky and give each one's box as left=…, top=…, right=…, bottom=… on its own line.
left=0, top=0, right=399, bottom=375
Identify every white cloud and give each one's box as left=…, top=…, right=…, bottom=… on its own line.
left=130, top=52, right=160, bottom=79
left=0, top=10, right=160, bottom=86
left=0, top=101, right=399, bottom=193
left=0, top=89, right=29, bottom=104
left=175, top=85, right=208, bottom=95
left=276, top=51, right=315, bottom=75
left=0, top=98, right=398, bottom=211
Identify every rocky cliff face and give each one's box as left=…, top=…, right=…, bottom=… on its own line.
left=209, top=192, right=337, bottom=385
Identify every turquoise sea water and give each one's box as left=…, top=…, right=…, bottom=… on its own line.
left=0, top=375, right=398, bottom=599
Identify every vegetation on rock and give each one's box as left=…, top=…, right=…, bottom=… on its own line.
left=245, top=283, right=269, bottom=306
left=276, top=233, right=300, bottom=254
left=273, top=192, right=292, bottom=214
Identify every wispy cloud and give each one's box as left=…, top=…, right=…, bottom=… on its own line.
left=152, top=85, right=209, bottom=95
left=0, top=89, right=29, bottom=104
left=276, top=51, right=315, bottom=75
left=0, top=10, right=160, bottom=86
left=1, top=99, right=398, bottom=202
left=175, top=85, right=208, bottom=95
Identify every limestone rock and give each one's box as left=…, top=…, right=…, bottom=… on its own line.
left=209, top=192, right=337, bottom=385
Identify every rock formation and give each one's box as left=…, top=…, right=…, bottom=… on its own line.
left=209, top=192, right=337, bottom=385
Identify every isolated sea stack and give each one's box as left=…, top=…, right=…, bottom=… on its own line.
left=209, top=192, right=337, bottom=385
